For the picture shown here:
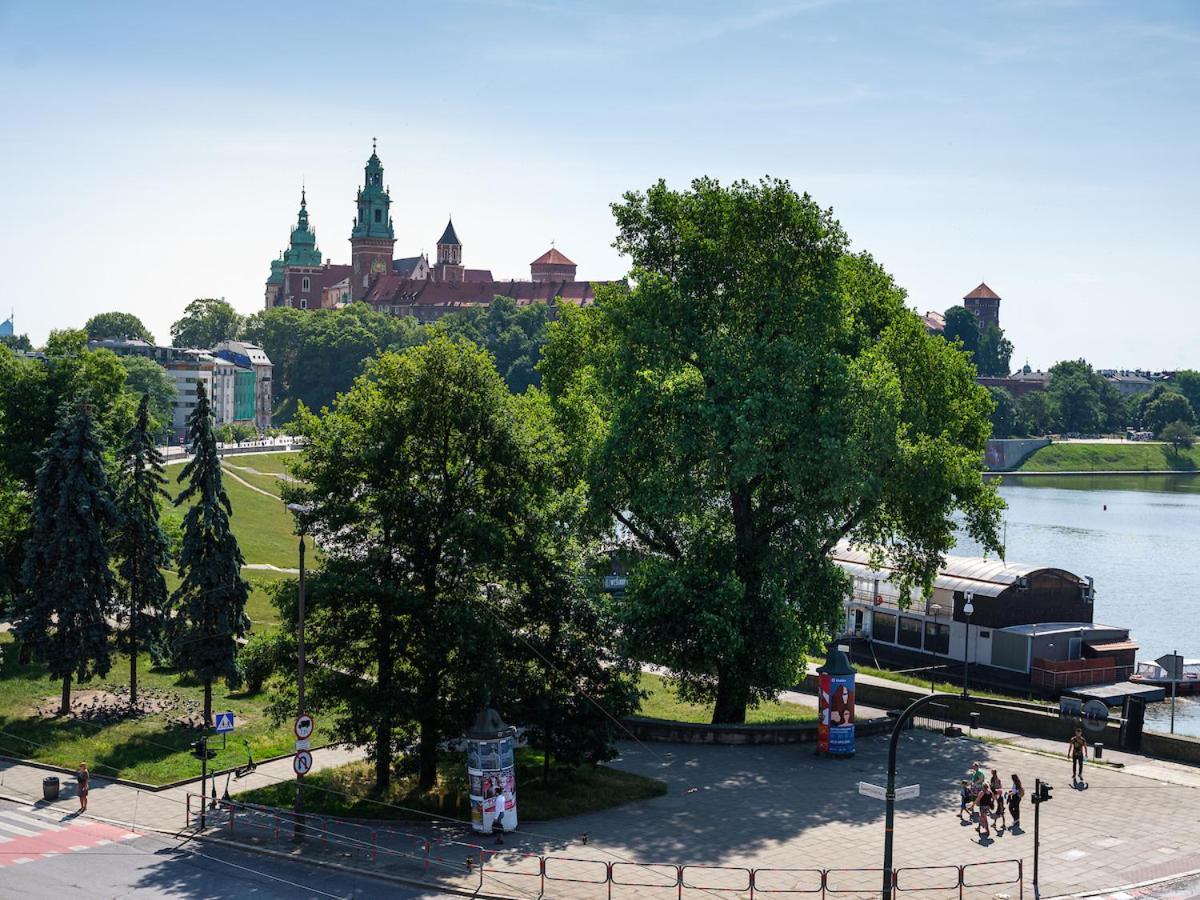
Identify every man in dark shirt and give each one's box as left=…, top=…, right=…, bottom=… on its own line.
left=1067, top=728, right=1088, bottom=781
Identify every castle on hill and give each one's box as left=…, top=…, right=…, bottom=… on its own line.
left=265, top=143, right=618, bottom=322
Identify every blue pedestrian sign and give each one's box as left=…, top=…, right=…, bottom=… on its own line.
left=215, top=711, right=235, bottom=734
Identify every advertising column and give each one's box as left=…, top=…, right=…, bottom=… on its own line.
left=466, top=707, right=518, bottom=834
left=817, top=643, right=857, bottom=757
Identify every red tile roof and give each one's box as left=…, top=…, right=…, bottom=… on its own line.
left=366, top=277, right=620, bottom=313
left=531, top=248, right=575, bottom=267
left=464, top=268, right=494, bottom=283
left=964, top=282, right=1000, bottom=301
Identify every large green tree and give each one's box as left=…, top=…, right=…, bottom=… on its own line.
left=542, top=177, right=1003, bottom=723
left=1145, top=391, right=1195, bottom=435
left=987, top=386, right=1022, bottom=438
left=85, top=311, right=155, bottom=344
left=287, top=336, right=534, bottom=790
left=172, top=382, right=250, bottom=726
left=119, top=356, right=176, bottom=434
left=170, top=298, right=243, bottom=349
left=439, top=297, right=550, bottom=393
left=1047, top=360, right=1124, bottom=434
left=114, top=394, right=173, bottom=707
left=1173, top=370, right=1200, bottom=418
left=13, top=400, right=118, bottom=715
left=975, top=325, right=1014, bottom=377
left=942, top=306, right=981, bottom=359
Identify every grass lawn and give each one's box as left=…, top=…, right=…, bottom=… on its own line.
left=224, top=451, right=299, bottom=476
left=164, top=460, right=312, bottom=569
left=1016, top=442, right=1200, bottom=472
left=159, top=568, right=287, bottom=633
left=635, top=672, right=818, bottom=725
left=853, top=665, right=1023, bottom=701
left=0, top=632, right=311, bottom=786
left=236, top=748, right=667, bottom=822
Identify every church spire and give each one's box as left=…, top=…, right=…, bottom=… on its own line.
left=350, top=140, right=396, bottom=301
left=284, top=184, right=321, bottom=267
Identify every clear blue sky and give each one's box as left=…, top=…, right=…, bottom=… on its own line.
left=2, top=0, right=1197, bottom=369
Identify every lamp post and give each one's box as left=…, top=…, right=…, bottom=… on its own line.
left=961, top=592, right=975, bottom=698
left=928, top=603, right=942, bottom=694
left=286, top=502, right=310, bottom=841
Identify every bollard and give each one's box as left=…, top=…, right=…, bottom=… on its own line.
left=1094, top=742, right=1103, bottom=760
left=371, top=830, right=378, bottom=862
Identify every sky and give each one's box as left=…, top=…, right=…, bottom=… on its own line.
left=1, top=0, right=1197, bottom=369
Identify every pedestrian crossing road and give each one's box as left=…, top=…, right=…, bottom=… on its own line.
left=0, top=804, right=138, bottom=869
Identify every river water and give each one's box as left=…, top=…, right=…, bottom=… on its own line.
left=954, top=474, right=1200, bottom=738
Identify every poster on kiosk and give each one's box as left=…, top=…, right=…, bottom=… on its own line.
left=466, top=707, right=518, bottom=834
left=817, top=644, right=856, bottom=757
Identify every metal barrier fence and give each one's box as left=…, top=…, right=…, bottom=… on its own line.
left=913, top=703, right=960, bottom=737
left=185, top=794, right=1022, bottom=899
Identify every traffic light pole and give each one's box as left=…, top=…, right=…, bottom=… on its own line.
left=200, top=736, right=208, bottom=830
left=1033, top=778, right=1042, bottom=897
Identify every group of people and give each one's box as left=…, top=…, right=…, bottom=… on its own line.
left=959, top=762, right=1023, bottom=840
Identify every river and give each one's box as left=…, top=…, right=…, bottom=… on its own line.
left=954, top=474, right=1200, bottom=738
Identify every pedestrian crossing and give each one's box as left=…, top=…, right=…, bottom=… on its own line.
left=0, top=804, right=138, bottom=868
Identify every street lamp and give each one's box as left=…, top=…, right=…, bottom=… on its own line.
left=961, top=592, right=975, bottom=698
left=286, top=502, right=311, bottom=841
left=928, top=603, right=942, bottom=694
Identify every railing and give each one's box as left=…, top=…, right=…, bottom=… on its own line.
left=912, top=703, right=960, bottom=737
left=1031, top=662, right=1132, bottom=690
left=184, top=794, right=1022, bottom=898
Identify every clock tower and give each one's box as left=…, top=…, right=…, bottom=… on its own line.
left=350, top=139, right=395, bottom=301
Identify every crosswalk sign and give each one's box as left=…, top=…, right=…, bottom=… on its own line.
left=215, top=711, right=235, bottom=733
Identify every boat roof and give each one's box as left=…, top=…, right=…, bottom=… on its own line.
left=832, top=544, right=1086, bottom=599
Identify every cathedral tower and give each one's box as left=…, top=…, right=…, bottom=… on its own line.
left=350, top=139, right=395, bottom=301
left=435, top=218, right=464, bottom=282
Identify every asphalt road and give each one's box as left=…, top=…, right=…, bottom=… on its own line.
left=0, top=799, right=451, bottom=900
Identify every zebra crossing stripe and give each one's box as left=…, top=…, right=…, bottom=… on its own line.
left=0, top=819, right=39, bottom=837
left=0, top=810, right=64, bottom=832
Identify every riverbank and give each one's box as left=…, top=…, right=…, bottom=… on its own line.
left=1007, top=441, right=1200, bottom=473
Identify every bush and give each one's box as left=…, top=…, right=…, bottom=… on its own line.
left=240, top=631, right=288, bottom=693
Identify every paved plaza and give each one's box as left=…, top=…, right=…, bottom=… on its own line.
left=3, top=728, right=1199, bottom=898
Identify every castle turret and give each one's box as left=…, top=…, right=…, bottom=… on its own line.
left=350, top=139, right=395, bottom=301
left=530, top=247, right=577, bottom=282
left=963, top=282, right=1001, bottom=332
left=434, top=218, right=464, bottom=282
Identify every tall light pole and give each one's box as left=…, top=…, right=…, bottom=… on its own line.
left=286, top=502, right=310, bottom=841
left=961, top=592, right=975, bottom=698
left=928, top=603, right=942, bottom=694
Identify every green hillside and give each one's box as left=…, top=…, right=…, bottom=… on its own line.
left=1016, top=441, right=1200, bottom=472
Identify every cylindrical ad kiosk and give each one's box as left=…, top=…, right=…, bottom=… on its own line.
left=817, top=643, right=856, bottom=757
left=466, top=707, right=518, bottom=834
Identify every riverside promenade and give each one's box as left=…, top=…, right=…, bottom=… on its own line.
left=4, top=728, right=1200, bottom=899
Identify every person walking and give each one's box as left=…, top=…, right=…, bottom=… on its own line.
left=989, top=769, right=1006, bottom=829
left=958, top=780, right=972, bottom=822
left=1067, top=727, right=1089, bottom=782
left=75, top=762, right=89, bottom=813
left=1008, top=774, right=1024, bottom=827
left=976, top=785, right=993, bottom=840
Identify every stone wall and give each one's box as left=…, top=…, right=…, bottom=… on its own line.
left=985, top=438, right=1051, bottom=471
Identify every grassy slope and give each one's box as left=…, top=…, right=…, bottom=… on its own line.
left=636, top=672, right=818, bottom=725
left=0, top=632, right=312, bottom=785
left=237, top=748, right=667, bottom=822
left=1016, top=442, right=1200, bottom=472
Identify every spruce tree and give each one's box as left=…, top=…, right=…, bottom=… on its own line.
left=173, top=382, right=249, bottom=727
left=14, top=399, right=118, bottom=715
left=114, top=393, right=172, bottom=708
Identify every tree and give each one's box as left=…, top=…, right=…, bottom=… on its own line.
left=0, top=333, right=32, bottom=352
left=1159, top=421, right=1195, bottom=454
left=170, top=298, right=243, bottom=349
left=439, top=298, right=550, bottom=393
left=114, top=394, right=172, bottom=708
left=1145, top=391, right=1195, bottom=435
left=12, top=400, right=117, bottom=715
left=1017, top=390, right=1054, bottom=436
left=85, top=311, right=155, bottom=344
left=172, top=381, right=250, bottom=726
left=975, top=325, right=1014, bottom=377
left=987, top=387, right=1021, bottom=438
left=542, top=177, right=1003, bottom=724
left=287, top=336, right=534, bottom=790
left=1173, top=370, right=1200, bottom=418
left=942, top=306, right=981, bottom=360
left=119, top=355, right=176, bottom=434
left=1046, top=360, right=1118, bottom=434
left=498, top=390, right=640, bottom=775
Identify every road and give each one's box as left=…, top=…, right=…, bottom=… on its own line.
left=0, top=798, right=452, bottom=899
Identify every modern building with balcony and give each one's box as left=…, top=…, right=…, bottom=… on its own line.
left=832, top=544, right=1136, bottom=693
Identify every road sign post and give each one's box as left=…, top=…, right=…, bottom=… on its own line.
left=1158, top=652, right=1183, bottom=734
left=293, top=750, right=313, bottom=777
left=214, top=711, right=235, bottom=734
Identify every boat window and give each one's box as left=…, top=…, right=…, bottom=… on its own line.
left=872, top=611, right=897, bottom=644
left=898, top=617, right=923, bottom=649
left=924, top=621, right=950, bottom=655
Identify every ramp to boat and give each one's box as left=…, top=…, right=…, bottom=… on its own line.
left=1065, top=681, right=1165, bottom=706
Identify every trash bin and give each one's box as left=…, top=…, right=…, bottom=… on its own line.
left=1094, top=742, right=1103, bottom=760
left=43, top=776, right=60, bottom=802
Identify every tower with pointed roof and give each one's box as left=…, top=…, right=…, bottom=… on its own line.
left=530, top=246, right=577, bottom=282
left=963, top=282, right=1001, bottom=332
left=434, top=218, right=464, bottom=282
left=350, top=139, right=395, bottom=301
left=265, top=188, right=327, bottom=309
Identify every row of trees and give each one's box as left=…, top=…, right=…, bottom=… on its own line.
left=10, top=386, right=247, bottom=724
left=988, top=359, right=1200, bottom=438
left=270, top=177, right=1003, bottom=794
left=941, top=306, right=1013, bottom=377
left=6, top=177, right=1006, bottom=790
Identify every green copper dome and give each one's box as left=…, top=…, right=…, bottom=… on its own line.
left=351, top=140, right=394, bottom=241
left=267, top=255, right=285, bottom=285
left=284, top=188, right=323, bottom=267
